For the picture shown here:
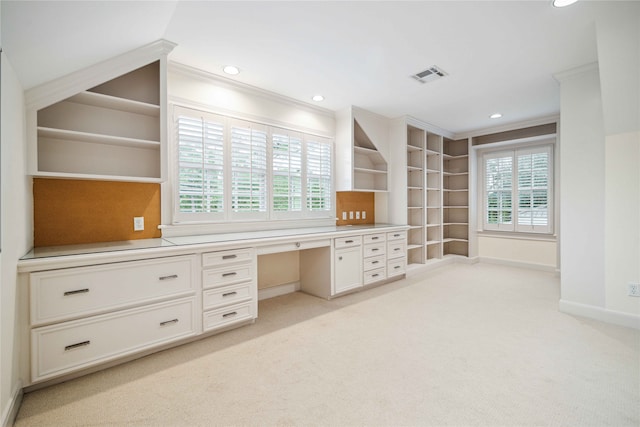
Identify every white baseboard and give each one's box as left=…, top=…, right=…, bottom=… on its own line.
left=479, top=256, right=557, bottom=272
left=1, top=380, right=23, bottom=427
left=258, top=281, right=300, bottom=301
left=559, top=299, right=640, bottom=330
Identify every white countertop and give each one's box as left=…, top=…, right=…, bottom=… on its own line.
left=20, top=224, right=407, bottom=262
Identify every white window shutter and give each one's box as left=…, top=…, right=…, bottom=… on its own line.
left=230, top=120, right=268, bottom=218
left=306, top=136, right=333, bottom=213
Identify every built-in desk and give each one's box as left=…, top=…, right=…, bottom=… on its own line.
left=18, top=224, right=408, bottom=386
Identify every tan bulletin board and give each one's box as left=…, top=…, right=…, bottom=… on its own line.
left=33, top=178, right=161, bottom=247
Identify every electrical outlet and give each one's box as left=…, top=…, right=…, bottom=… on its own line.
left=355, top=211, right=360, bottom=220
left=628, top=282, right=640, bottom=297
left=133, top=216, right=144, bottom=231
left=342, top=212, right=347, bottom=220
left=349, top=211, right=354, bottom=219
left=362, top=211, right=366, bottom=220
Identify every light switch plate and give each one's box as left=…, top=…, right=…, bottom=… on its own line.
left=133, top=216, right=144, bottom=231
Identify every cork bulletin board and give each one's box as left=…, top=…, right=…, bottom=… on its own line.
left=336, top=191, right=375, bottom=226
left=33, top=178, right=161, bottom=247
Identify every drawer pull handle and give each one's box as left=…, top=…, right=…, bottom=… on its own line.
left=222, top=272, right=237, bottom=277
left=160, top=319, right=179, bottom=326
left=63, top=288, right=89, bottom=296
left=338, top=256, right=343, bottom=261
left=295, top=242, right=301, bottom=248
left=223, top=311, right=237, bottom=318
left=372, top=260, right=379, bottom=264
left=372, top=248, right=379, bottom=251
left=65, top=340, right=90, bottom=351
left=372, top=236, right=379, bottom=240
left=222, top=291, right=238, bottom=297
left=394, top=248, right=401, bottom=251
left=395, top=266, right=401, bottom=269
left=372, top=274, right=379, bottom=278
left=222, top=254, right=237, bottom=260
left=159, top=275, right=178, bottom=281
left=394, top=234, right=401, bottom=237
left=345, top=240, right=354, bottom=244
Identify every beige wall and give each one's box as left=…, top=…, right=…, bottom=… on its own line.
left=257, top=252, right=300, bottom=289
left=479, top=236, right=557, bottom=270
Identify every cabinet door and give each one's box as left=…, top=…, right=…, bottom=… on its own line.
left=334, top=246, right=362, bottom=295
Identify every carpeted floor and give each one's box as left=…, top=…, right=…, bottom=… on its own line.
left=14, top=263, right=640, bottom=426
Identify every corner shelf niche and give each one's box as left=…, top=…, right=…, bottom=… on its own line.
left=32, top=61, right=165, bottom=182
left=352, top=119, right=388, bottom=192
left=442, top=138, right=469, bottom=257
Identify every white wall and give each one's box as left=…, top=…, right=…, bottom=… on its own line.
left=597, top=5, right=640, bottom=319
left=556, top=5, right=640, bottom=328
left=168, top=63, right=335, bottom=137
left=1, top=52, right=31, bottom=426
left=557, top=64, right=606, bottom=308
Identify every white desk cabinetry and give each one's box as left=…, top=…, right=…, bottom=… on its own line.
left=333, top=236, right=363, bottom=294
left=201, top=247, right=257, bottom=332
left=29, top=255, right=198, bottom=382
left=21, top=224, right=407, bottom=386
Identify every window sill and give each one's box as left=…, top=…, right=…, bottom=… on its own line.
left=477, top=230, right=557, bottom=242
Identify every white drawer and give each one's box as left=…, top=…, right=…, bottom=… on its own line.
left=202, top=264, right=253, bottom=289
left=334, top=236, right=362, bottom=249
left=387, top=241, right=406, bottom=259
left=203, top=282, right=253, bottom=311
left=31, top=297, right=197, bottom=382
left=202, top=248, right=253, bottom=268
left=388, top=258, right=406, bottom=277
left=30, top=256, right=195, bottom=326
left=363, top=242, right=386, bottom=258
left=363, top=255, right=385, bottom=272
left=203, top=301, right=254, bottom=332
left=387, top=230, right=407, bottom=241
left=363, top=233, right=386, bottom=244
left=257, top=238, right=330, bottom=255
left=364, top=267, right=386, bottom=285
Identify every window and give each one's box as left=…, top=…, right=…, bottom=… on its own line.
left=173, top=106, right=333, bottom=224
left=483, top=145, right=552, bottom=233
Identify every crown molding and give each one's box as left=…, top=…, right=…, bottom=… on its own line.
left=168, top=61, right=335, bottom=119
left=404, top=115, right=455, bottom=139
left=25, top=39, right=176, bottom=111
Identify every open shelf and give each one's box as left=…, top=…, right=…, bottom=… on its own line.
left=37, top=127, right=160, bottom=150
left=68, top=91, right=160, bottom=117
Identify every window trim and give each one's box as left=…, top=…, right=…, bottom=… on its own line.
left=478, top=138, right=555, bottom=235
left=170, top=104, right=335, bottom=227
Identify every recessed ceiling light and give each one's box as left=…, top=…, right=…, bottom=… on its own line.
left=490, top=113, right=503, bottom=119
left=223, top=65, right=240, bottom=75
left=312, top=95, right=324, bottom=102
left=552, top=0, right=579, bottom=7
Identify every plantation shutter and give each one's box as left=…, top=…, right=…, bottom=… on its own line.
left=272, top=129, right=303, bottom=215
left=484, top=152, right=514, bottom=231
left=306, top=136, right=332, bottom=213
left=230, top=119, right=268, bottom=218
left=175, top=107, right=225, bottom=221
left=516, top=146, right=551, bottom=233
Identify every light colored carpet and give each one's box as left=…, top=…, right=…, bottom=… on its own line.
left=14, top=263, right=640, bottom=426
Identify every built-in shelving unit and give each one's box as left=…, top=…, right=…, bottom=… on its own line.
left=399, top=119, right=470, bottom=270
left=442, top=138, right=469, bottom=257
left=407, top=126, right=425, bottom=264
left=31, top=61, right=165, bottom=182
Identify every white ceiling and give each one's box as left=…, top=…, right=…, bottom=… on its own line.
left=0, top=1, right=622, bottom=134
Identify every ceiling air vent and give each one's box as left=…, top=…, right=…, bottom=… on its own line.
left=411, top=65, right=447, bottom=84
